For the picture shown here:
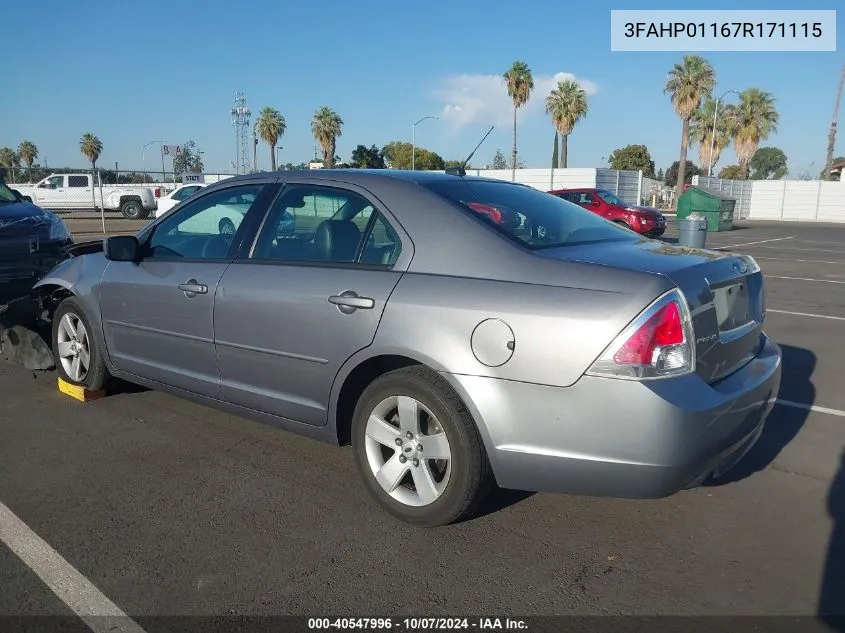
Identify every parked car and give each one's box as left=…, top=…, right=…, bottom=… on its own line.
left=14, top=173, right=160, bottom=219
left=547, top=187, right=667, bottom=237
left=32, top=170, right=781, bottom=527
left=0, top=179, right=73, bottom=302
left=154, top=183, right=209, bottom=217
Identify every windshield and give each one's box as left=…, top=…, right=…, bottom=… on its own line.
left=0, top=182, right=18, bottom=204
left=596, top=190, right=628, bottom=206
left=423, top=179, right=638, bottom=249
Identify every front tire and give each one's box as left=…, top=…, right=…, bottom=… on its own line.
left=52, top=297, right=110, bottom=391
left=352, top=366, right=492, bottom=527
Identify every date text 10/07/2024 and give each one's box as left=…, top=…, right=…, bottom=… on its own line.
left=308, top=618, right=528, bottom=631
left=623, top=22, right=823, bottom=39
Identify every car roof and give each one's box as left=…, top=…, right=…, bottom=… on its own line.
left=211, top=168, right=527, bottom=188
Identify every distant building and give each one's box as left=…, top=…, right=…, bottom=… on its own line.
left=309, top=161, right=324, bottom=170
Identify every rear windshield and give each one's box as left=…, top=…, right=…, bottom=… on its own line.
left=423, top=179, right=638, bottom=249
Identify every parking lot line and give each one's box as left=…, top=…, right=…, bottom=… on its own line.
left=754, top=257, right=845, bottom=266
left=0, top=501, right=146, bottom=633
left=767, top=276, right=845, bottom=284
left=712, top=237, right=794, bottom=250
left=776, top=400, right=845, bottom=418
left=745, top=245, right=845, bottom=254
left=767, top=309, right=845, bottom=322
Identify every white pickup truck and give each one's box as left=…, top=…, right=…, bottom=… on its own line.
left=14, top=173, right=159, bottom=219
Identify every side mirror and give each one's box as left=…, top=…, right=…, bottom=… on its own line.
left=104, top=235, right=141, bottom=262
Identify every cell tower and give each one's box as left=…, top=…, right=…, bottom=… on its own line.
left=231, top=92, right=251, bottom=174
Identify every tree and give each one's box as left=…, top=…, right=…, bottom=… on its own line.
left=550, top=131, right=559, bottom=188
left=820, top=156, right=845, bottom=181
left=172, top=140, right=204, bottom=177
left=254, top=107, right=286, bottom=171
left=656, top=167, right=665, bottom=181
left=17, top=141, right=38, bottom=179
left=664, top=55, right=716, bottom=204
left=688, top=96, right=736, bottom=176
left=488, top=149, right=508, bottom=170
left=311, top=106, right=343, bottom=168
left=350, top=144, right=386, bottom=169
left=718, top=164, right=743, bottom=179
left=729, top=88, right=779, bottom=179
left=383, top=141, right=444, bottom=170
left=608, top=144, right=655, bottom=177
left=665, top=159, right=701, bottom=187
left=0, top=147, right=20, bottom=183
left=503, top=61, right=534, bottom=182
left=545, top=79, right=588, bottom=169
left=749, top=147, right=788, bottom=180
left=79, top=133, right=103, bottom=171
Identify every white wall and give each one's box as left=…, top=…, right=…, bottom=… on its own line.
left=710, top=177, right=845, bottom=223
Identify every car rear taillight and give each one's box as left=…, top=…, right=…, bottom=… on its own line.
left=587, top=289, right=695, bottom=380
left=154, top=188, right=161, bottom=198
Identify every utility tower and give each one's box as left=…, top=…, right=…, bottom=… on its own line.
left=824, top=62, right=845, bottom=181
left=231, top=92, right=252, bottom=175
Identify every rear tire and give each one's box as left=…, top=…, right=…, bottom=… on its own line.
left=352, top=366, right=493, bottom=527
left=120, top=199, right=143, bottom=220
left=52, top=297, right=110, bottom=391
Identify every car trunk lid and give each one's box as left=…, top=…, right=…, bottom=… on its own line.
left=536, top=238, right=765, bottom=383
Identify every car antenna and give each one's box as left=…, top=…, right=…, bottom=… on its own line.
left=446, top=125, right=494, bottom=176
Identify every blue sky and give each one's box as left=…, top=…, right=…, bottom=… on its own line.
left=2, top=0, right=842, bottom=177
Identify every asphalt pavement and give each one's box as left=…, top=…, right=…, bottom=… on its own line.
left=1, top=219, right=844, bottom=625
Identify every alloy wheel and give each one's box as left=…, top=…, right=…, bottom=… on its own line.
left=56, top=312, right=90, bottom=382
left=364, top=395, right=452, bottom=507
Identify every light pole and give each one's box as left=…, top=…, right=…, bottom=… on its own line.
left=412, top=116, right=438, bottom=170
left=276, top=146, right=283, bottom=170
left=143, top=140, right=163, bottom=183
left=708, top=90, right=739, bottom=177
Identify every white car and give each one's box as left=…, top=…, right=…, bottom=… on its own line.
left=154, top=183, right=208, bottom=218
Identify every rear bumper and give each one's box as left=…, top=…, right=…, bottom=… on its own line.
left=442, top=333, right=782, bottom=498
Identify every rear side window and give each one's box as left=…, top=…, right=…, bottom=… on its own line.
left=423, top=179, right=636, bottom=249
left=68, top=176, right=88, bottom=187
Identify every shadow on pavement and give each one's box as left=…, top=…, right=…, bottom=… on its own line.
left=821, top=450, right=845, bottom=628
left=706, top=345, right=814, bottom=484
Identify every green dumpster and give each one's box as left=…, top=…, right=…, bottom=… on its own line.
left=676, top=186, right=736, bottom=232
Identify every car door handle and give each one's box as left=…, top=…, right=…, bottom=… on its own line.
left=328, top=291, right=374, bottom=312
left=177, top=279, right=208, bottom=297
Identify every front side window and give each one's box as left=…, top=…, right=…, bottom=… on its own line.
left=423, top=179, right=637, bottom=249
left=251, top=184, right=401, bottom=265
left=596, top=190, right=628, bottom=206
left=145, top=184, right=266, bottom=259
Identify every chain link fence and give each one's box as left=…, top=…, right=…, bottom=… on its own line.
left=6, top=168, right=236, bottom=238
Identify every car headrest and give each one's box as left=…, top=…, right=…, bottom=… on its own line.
left=314, top=219, right=361, bottom=262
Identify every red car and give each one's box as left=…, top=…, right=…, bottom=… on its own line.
left=548, top=187, right=667, bottom=237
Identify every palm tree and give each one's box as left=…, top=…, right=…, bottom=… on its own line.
left=17, top=141, right=38, bottom=180
left=545, top=79, right=588, bottom=169
left=664, top=55, right=715, bottom=203
left=503, top=61, right=534, bottom=181
left=688, top=97, right=736, bottom=176
left=729, top=88, right=779, bottom=179
left=79, top=133, right=103, bottom=171
left=254, top=107, right=286, bottom=171
left=311, top=106, right=343, bottom=168
left=0, top=147, right=19, bottom=183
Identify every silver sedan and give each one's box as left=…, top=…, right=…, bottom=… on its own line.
left=33, top=169, right=782, bottom=527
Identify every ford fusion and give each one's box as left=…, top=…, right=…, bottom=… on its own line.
left=31, top=170, right=781, bottom=527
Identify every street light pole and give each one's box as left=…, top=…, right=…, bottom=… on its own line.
left=143, top=140, right=163, bottom=183
left=708, top=90, right=739, bottom=177
left=412, top=116, right=438, bottom=170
